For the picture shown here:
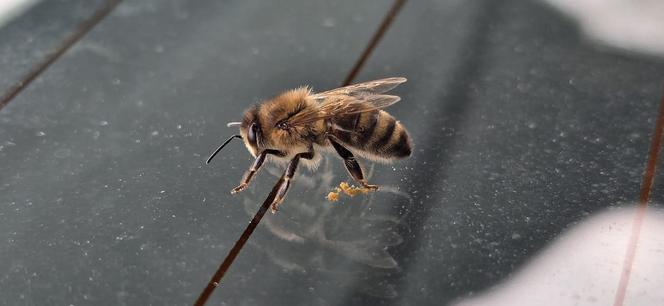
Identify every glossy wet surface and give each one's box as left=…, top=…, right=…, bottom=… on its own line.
left=1, top=0, right=664, bottom=305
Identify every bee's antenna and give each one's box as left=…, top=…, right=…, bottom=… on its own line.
left=206, top=135, right=242, bottom=164
left=226, top=122, right=241, bottom=127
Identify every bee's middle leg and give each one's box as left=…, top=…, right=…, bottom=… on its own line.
left=269, top=151, right=314, bottom=213
left=232, top=149, right=281, bottom=194
left=328, top=137, right=378, bottom=190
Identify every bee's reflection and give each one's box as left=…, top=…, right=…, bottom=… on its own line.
left=241, top=157, right=412, bottom=298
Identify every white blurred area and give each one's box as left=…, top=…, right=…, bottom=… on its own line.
left=543, top=0, right=664, bottom=58
left=453, top=206, right=664, bottom=306
left=0, top=0, right=40, bottom=28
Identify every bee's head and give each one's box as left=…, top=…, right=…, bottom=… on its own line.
left=204, top=106, right=260, bottom=165
left=239, top=105, right=263, bottom=157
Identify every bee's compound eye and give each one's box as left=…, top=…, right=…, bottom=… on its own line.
left=247, top=122, right=258, bottom=146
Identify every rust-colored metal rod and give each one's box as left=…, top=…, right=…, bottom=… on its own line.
left=342, top=0, right=406, bottom=86
left=0, top=0, right=122, bottom=110
left=193, top=175, right=285, bottom=306
left=613, top=87, right=664, bottom=306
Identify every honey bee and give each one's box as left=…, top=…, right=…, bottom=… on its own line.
left=206, top=77, right=412, bottom=213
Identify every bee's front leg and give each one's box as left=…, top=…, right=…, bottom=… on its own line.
left=232, top=149, right=282, bottom=194
left=269, top=151, right=314, bottom=213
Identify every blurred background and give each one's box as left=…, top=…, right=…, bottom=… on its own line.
left=1, top=0, right=663, bottom=305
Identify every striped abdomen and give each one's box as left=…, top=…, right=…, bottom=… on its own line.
left=330, top=110, right=411, bottom=160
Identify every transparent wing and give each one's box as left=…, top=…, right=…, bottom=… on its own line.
left=318, top=94, right=401, bottom=115
left=286, top=77, right=406, bottom=126
left=310, top=77, right=407, bottom=101
left=287, top=94, right=401, bottom=126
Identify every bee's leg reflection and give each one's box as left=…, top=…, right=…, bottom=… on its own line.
left=270, top=151, right=314, bottom=213
left=328, top=137, right=378, bottom=190
left=232, top=149, right=282, bottom=194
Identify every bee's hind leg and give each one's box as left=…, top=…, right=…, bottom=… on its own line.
left=232, top=149, right=282, bottom=194
left=269, top=151, right=314, bottom=213
left=328, top=137, right=378, bottom=190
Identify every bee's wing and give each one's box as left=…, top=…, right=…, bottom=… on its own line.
left=287, top=77, right=406, bottom=126
left=287, top=94, right=401, bottom=126
left=310, top=77, right=407, bottom=101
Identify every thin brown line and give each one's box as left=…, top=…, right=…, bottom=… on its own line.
left=193, top=1, right=407, bottom=305
left=342, top=0, right=406, bottom=86
left=0, top=0, right=122, bottom=110
left=193, top=174, right=285, bottom=306
left=613, top=87, right=664, bottom=306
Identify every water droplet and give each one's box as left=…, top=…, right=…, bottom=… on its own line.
left=516, top=83, right=529, bottom=92
left=54, top=148, right=71, bottom=158
left=322, top=17, right=336, bottom=27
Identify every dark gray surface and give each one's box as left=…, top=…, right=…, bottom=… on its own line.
left=1, top=0, right=664, bottom=305
left=0, top=0, right=396, bottom=305
left=0, top=0, right=107, bottom=94
left=364, top=1, right=664, bottom=304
